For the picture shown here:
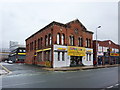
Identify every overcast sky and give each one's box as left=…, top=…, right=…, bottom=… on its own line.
left=0, top=0, right=119, bottom=48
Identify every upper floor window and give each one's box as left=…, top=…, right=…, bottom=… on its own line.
left=45, top=35, right=48, bottom=46
left=78, top=37, right=83, bottom=47
left=74, top=28, right=78, bottom=34
left=69, top=35, right=74, bottom=46
left=88, top=39, right=91, bottom=48
left=49, top=34, right=52, bottom=45
left=23, top=50, right=26, bottom=52
left=61, top=34, right=65, bottom=45
left=26, top=44, right=29, bottom=52
left=57, top=33, right=60, bottom=44
left=38, top=39, right=40, bottom=49
left=30, top=42, right=33, bottom=51
left=40, top=37, right=43, bottom=48
left=86, top=38, right=91, bottom=48
left=31, top=42, right=33, bottom=50
left=86, top=38, right=88, bottom=47
left=34, top=40, right=36, bottom=50
left=19, top=49, right=22, bottom=52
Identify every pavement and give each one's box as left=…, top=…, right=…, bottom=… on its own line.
left=42, top=64, right=120, bottom=71
left=0, top=63, right=11, bottom=75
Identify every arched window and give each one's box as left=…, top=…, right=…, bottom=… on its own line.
left=86, top=38, right=89, bottom=47
left=78, top=37, right=83, bottom=47
left=38, top=38, right=41, bottom=49
left=69, top=35, right=74, bottom=46
left=57, top=33, right=60, bottom=44
left=48, top=34, right=52, bottom=45
left=88, top=39, right=91, bottom=48
left=45, top=35, right=48, bottom=46
left=40, top=37, right=43, bottom=48
left=61, top=34, right=65, bottom=45
left=34, top=40, right=36, bottom=50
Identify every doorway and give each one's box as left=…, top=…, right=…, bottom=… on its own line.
left=70, top=56, right=83, bottom=67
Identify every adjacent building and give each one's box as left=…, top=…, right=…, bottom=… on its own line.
left=9, top=46, right=26, bottom=63
left=93, top=40, right=120, bottom=65
left=25, top=19, right=94, bottom=68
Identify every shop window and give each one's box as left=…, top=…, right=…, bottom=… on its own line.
left=61, top=34, right=65, bottom=45
left=62, top=52, right=65, bottom=61
left=46, top=52, right=48, bottom=61
left=89, top=54, right=91, bottom=61
left=48, top=51, right=50, bottom=61
left=57, top=33, right=60, bottom=44
left=86, top=54, right=88, bottom=61
left=38, top=52, right=42, bottom=62
left=49, top=51, right=51, bottom=61
left=58, top=52, right=60, bottom=61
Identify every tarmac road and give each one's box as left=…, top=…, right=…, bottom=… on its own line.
left=1, top=63, right=119, bottom=89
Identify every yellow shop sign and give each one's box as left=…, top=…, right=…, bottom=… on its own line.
left=110, top=53, right=119, bottom=56
left=57, top=48, right=66, bottom=51
left=68, top=46, right=86, bottom=56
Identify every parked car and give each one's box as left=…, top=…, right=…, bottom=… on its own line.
left=8, top=60, right=13, bottom=64
left=5, top=60, right=8, bottom=63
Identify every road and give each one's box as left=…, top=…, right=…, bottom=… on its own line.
left=1, top=63, right=119, bottom=89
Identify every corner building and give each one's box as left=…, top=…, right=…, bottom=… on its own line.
left=25, top=19, right=93, bottom=68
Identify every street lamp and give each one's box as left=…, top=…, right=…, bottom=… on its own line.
left=96, top=26, right=101, bottom=65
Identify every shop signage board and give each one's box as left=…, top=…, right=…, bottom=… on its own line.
left=57, top=48, right=66, bottom=50
left=54, top=45, right=67, bottom=52
left=68, top=46, right=86, bottom=56
left=86, top=50, right=93, bottom=54
left=110, top=53, right=119, bottom=56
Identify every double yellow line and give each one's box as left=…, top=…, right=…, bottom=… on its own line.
left=0, top=64, right=11, bottom=73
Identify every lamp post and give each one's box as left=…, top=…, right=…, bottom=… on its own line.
left=96, top=26, right=101, bottom=65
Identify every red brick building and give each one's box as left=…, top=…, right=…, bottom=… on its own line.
left=25, top=19, right=94, bottom=68
left=93, top=40, right=120, bottom=65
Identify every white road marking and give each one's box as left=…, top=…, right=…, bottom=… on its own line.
left=107, top=85, right=114, bottom=88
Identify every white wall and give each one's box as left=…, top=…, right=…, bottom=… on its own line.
left=53, top=45, right=70, bottom=68
left=82, top=48, right=93, bottom=66
left=53, top=52, right=70, bottom=68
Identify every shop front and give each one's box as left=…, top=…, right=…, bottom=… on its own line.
left=36, top=48, right=52, bottom=67
left=84, top=48, right=93, bottom=66
left=68, top=46, right=86, bottom=66
left=97, top=52, right=104, bottom=65
left=110, top=53, right=119, bottom=64
left=53, top=45, right=93, bottom=68
left=53, top=45, right=70, bottom=68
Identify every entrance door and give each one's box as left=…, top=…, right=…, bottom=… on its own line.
left=70, top=56, right=83, bottom=66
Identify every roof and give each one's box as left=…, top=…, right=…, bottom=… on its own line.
left=26, top=19, right=94, bottom=41
left=93, top=40, right=120, bottom=47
